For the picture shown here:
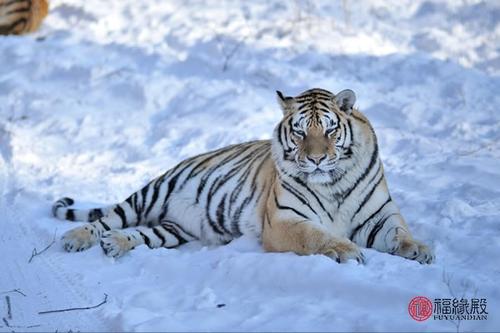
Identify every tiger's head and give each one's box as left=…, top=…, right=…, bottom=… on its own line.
left=271, top=88, right=357, bottom=184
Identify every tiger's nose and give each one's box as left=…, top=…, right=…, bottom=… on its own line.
left=307, top=154, right=327, bottom=165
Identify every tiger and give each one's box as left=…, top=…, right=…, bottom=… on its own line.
left=0, top=0, right=48, bottom=35
left=52, top=88, right=434, bottom=264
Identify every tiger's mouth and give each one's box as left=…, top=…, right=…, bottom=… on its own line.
left=296, top=160, right=337, bottom=174
left=301, top=165, right=346, bottom=183
left=298, top=165, right=330, bottom=174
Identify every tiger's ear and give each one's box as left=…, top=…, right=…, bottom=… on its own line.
left=335, top=89, right=356, bottom=115
left=276, top=90, right=296, bottom=115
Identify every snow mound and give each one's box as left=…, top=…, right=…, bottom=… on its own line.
left=1, top=0, right=499, bottom=331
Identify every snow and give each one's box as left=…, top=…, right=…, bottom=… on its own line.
left=1, top=0, right=499, bottom=331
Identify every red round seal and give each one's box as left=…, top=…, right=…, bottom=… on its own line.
left=408, top=296, right=433, bottom=321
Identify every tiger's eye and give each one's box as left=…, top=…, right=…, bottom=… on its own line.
left=293, top=130, right=306, bottom=138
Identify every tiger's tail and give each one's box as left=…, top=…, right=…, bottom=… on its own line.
left=52, top=197, right=112, bottom=222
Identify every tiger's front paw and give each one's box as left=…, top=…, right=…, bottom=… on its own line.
left=323, top=240, right=365, bottom=264
left=393, top=236, right=435, bottom=264
left=61, top=225, right=98, bottom=252
left=100, top=230, right=135, bottom=258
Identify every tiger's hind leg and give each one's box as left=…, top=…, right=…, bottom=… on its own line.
left=61, top=200, right=142, bottom=252
left=100, top=220, right=197, bottom=258
left=61, top=217, right=123, bottom=252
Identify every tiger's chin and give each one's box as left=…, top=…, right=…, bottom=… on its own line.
left=297, top=167, right=345, bottom=184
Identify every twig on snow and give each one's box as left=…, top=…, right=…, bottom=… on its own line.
left=442, top=271, right=461, bottom=333
left=215, top=34, right=248, bottom=72
left=442, top=270, right=477, bottom=333
left=38, top=294, right=108, bottom=315
left=5, top=296, right=12, bottom=320
left=457, top=141, right=498, bottom=157
left=29, top=231, right=57, bottom=263
left=0, top=289, right=26, bottom=297
left=0, top=319, right=40, bottom=329
left=0, top=293, right=40, bottom=329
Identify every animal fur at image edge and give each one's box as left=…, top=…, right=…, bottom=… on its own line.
left=0, top=0, right=48, bottom=35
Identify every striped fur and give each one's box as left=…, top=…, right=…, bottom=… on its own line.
left=0, top=0, right=48, bottom=35
left=53, top=88, right=434, bottom=264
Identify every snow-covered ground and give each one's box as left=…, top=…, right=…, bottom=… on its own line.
left=1, top=0, right=499, bottom=331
